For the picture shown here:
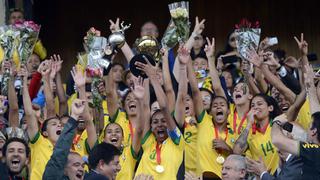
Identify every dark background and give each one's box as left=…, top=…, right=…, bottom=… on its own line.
left=32, top=0, right=320, bottom=80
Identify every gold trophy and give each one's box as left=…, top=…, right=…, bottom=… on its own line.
left=105, top=21, right=131, bottom=55
left=135, top=35, right=161, bottom=62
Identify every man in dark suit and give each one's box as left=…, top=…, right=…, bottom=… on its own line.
left=85, top=142, right=121, bottom=180
left=247, top=151, right=303, bottom=180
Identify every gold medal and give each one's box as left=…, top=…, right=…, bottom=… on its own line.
left=216, top=155, right=225, bottom=164
left=155, top=165, right=165, bottom=173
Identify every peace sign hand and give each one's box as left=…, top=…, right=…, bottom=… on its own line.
left=204, top=37, right=215, bottom=59
left=294, top=33, right=308, bottom=55
left=109, top=18, right=120, bottom=33
left=192, top=16, right=205, bottom=36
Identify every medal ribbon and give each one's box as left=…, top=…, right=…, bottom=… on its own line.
left=129, top=121, right=133, bottom=141
left=233, top=110, right=248, bottom=134
left=72, top=134, right=81, bottom=150
left=156, top=142, right=162, bottom=165
left=214, top=125, right=228, bottom=141
left=252, top=121, right=269, bottom=134
left=214, top=125, right=228, bottom=154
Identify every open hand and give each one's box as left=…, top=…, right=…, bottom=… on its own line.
left=71, top=66, right=86, bottom=88
left=135, top=56, right=157, bottom=78
left=246, top=157, right=267, bottom=176
left=131, top=76, right=145, bottom=100
left=50, top=54, right=63, bottom=74
left=38, top=60, right=51, bottom=77
left=246, top=49, right=263, bottom=67
left=178, top=45, right=190, bottom=65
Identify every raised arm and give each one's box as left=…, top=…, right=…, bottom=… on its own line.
left=71, top=66, right=98, bottom=149
left=187, top=56, right=203, bottom=118
left=51, top=54, right=68, bottom=116
left=173, top=17, right=205, bottom=81
left=161, top=48, right=175, bottom=113
left=271, top=114, right=299, bottom=155
left=205, top=37, right=227, bottom=98
left=131, top=77, right=145, bottom=154
left=304, top=64, right=320, bottom=114
left=241, top=60, right=260, bottom=95
left=184, top=17, right=205, bottom=51
left=174, top=46, right=190, bottom=128
left=105, top=67, right=120, bottom=120
left=135, top=59, right=177, bottom=131
left=246, top=50, right=296, bottom=104
left=22, top=65, right=38, bottom=140
left=41, top=60, right=56, bottom=118
left=8, top=62, right=19, bottom=127
left=254, top=67, right=268, bottom=94
left=294, top=33, right=309, bottom=73
left=109, top=18, right=134, bottom=62
left=43, top=99, right=85, bottom=180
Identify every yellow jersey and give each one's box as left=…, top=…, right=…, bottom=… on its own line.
left=196, top=111, right=235, bottom=178
left=116, top=145, right=140, bottom=180
left=184, top=117, right=198, bottom=173
left=29, top=132, right=54, bottom=180
left=227, top=103, right=248, bottom=140
left=72, top=130, right=89, bottom=158
left=135, top=129, right=184, bottom=180
left=247, top=123, right=279, bottom=174
left=296, top=99, right=311, bottom=131
left=105, top=109, right=131, bottom=148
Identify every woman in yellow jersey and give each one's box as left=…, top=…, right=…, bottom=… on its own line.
left=134, top=48, right=186, bottom=180
left=174, top=46, right=200, bottom=174
left=103, top=122, right=141, bottom=180
left=233, top=94, right=282, bottom=175
left=185, top=37, right=234, bottom=178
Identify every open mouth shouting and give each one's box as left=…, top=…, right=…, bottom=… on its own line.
left=75, top=170, right=84, bottom=179
left=128, top=101, right=137, bottom=112
left=234, top=92, right=242, bottom=100
left=56, top=129, right=62, bottom=135
left=185, top=106, right=190, bottom=115
left=11, top=158, right=21, bottom=168
left=157, top=128, right=167, bottom=139
left=110, top=137, right=119, bottom=146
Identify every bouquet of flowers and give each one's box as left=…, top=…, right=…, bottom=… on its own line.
left=0, top=25, right=20, bottom=62
left=0, top=25, right=20, bottom=95
left=13, top=21, right=41, bottom=66
left=169, top=1, right=190, bottom=43
left=161, top=20, right=179, bottom=49
left=234, top=18, right=261, bottom=60
left=81, top=27, right=110, bottom=109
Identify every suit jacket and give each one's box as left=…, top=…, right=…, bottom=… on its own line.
left=261, top=155, right=303, bottom=180
left=84, top=170, right=109, bottom=180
